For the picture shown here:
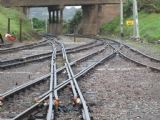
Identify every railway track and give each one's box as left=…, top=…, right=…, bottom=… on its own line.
left=52, top=40, right=86, bottom=120
left=0, top=39, right=103, bottom=69
left=0, top=39, right=106, bottom=92
left=78, top=50, right=160, bottom=119
left=0, top=35, right=160, bottom=120
left=67, top=35, right=160, bottom=70
left=0, top=43, right=12, bottom=48
left=0, top=38, right=114, bottom=120
left=120, top=45, right=160, bottom=69
left=0, top=39, right=48, bottom=54
left=107, top=38, right=160, bottom=70
left=0, top=59, right=51, bottom=93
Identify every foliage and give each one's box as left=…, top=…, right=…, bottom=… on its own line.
left=32, top=18, right=45, bottom=29
left=138, top=0, right=160, bottom=13
left=100, top=12, right=160, bottom=43
left=67, top=10, right=82, bottom=33
left=63, top=20, right=69, bottom=34
left=124, top=0, right=133, bottom=18
left=0, top=5, right=33, bottom=40
left=123, top=0, right=160, bottom=17
left=100, top=0, right=160, bottom=43
left=100, top=17, right=120, bottom=34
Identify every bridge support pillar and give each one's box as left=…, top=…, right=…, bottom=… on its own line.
left=48, top=6, right=63, bottom=35
left=79, top=5, right=99, bottom=35
left=23, top=7, right=30, bottom=17
left=80, top=4, right=120, bottom=36
left=17, top=7, right=30, bottom=17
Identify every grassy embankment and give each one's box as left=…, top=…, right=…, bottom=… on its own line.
left=0, top=5, right=35, bottom=41
left=100, top=12, right=160, bottom=56
left=100, top=12, right=160, bottom=43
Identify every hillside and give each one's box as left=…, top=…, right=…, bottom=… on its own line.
left=0, top=5, right=34, bottom=41
left=100, top=13, right=160, bottom=43
left=100, top=0, right=160, bottom=43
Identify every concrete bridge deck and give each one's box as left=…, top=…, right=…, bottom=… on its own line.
left=1, top=0, right=120, bottom=7
left=0, top=0, right=122, bottom=35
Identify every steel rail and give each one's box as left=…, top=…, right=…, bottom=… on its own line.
left=12, top=38, right=154, bottom=120
left=13, top=93, right=50, bottom=120
left=12, top=41, right=54, bottom=120
left=122, top=44, right=160, bottom=62
left=64, top=34, right=119, bottom=45
left=0, top=40, right=103, bottom=69
left=62, top=41, right=78, bottom=99
left=0, top=41, right=96, bottom=65
left=60, top=41, right=90, bottom=120
left=12, top=51, right=116, bottom=120
left=67, top=62, right=90, bottom=120
left=50, top=38, right=78, bottom=119
left=0, top=74, right=50, bottom=101
left=55, top=39, right=78, bottom=102
left=0, top=39, right=48, bottom=54
left=0, top=47, right=108, bottom=102
left=65, top=63, right=78, bottom=99
left=50, top=37, right=97, bottom=51
left=118, top=51, right=160, bottom=72
left=0, top=36, right=113, bottom=120
left=47, top=42, right=56, bottom=120
left=0, top=43, right=12, bottom=48
left=0, top=52, right=51, bottom=65
left=69, top=35, right=160, bottom=68
left=106, top=39, right=160, bottom=70
left=53, top=55, right=58, bottom=100
left=38, top=90, right=51, bottom=100
left=54, top=39, right=90, bottom=119
left=65, top=33, right=160, bottom=65
left=37, top=53, right=116, bottom=98
left=104, top=37, right=160, bottom=68
left=98, top=37, right=160, bottom=62
left=0, top=47, right=107, bottom=101
left=0, top=55, right=51, bottom=69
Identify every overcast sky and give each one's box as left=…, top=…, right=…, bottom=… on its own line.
left=65, top=6, right=81, bottom=9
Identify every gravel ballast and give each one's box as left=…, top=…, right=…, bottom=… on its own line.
left=79, top=56, right=160, bottom=120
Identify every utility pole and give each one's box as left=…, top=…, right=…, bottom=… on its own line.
left=133, top=0, right=140, bottom=40
left=19, top=18, right=22, bottom=42
left=31, top=18, right=34, bottom=30
left=74, top=23, right=76, bottom=42
left=8, top=18, right=11, bottom=34
left=120, top=0, right=124, bottom=37
left=46, top=18, right=48, bottom=33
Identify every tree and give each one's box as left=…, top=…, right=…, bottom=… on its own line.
left=68, top=10, right=82, bottom=33
left=124, top=0, right=133, bottom=17
left=32, top=18, right=45, bottom=29
left=138, top=0, right=160, bottom=13
left=124, top=0, right=160, bottom=17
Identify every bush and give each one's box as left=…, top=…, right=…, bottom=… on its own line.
left=100, top=17, right=120, bottom=34
left=124, top=0, right=133, bottom=18
left=0, top=5, right=33, bottom=40
left=68, top=10, right=82, bottom=33
left=100, top=12, right=160, bottom=43
left=138, top=0, right=160, bottom=13
left=32, top=18, right=45, bottom=29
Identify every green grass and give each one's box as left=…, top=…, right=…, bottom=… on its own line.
left=0, top=5, right=33, bottom=40
left=100, top=17, right=120, bottom=35
left=100, top=12, right=160, bottom=43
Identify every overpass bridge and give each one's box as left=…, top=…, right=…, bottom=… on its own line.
left=1, top=0, right=120, bottom=7
left=0, top=0, right=121, bottom=35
